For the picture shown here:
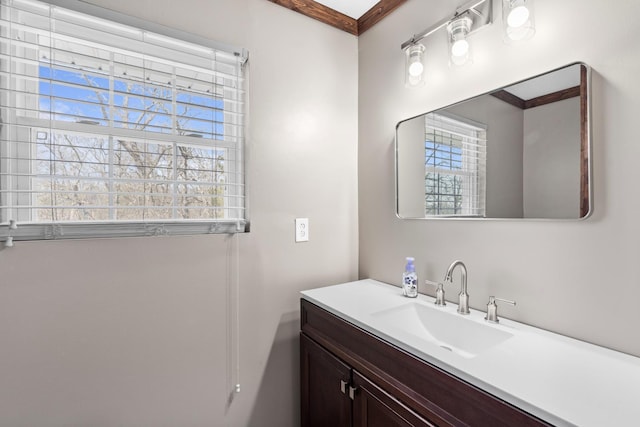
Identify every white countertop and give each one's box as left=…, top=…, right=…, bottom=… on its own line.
left=301, top=279, right=640, bottom=427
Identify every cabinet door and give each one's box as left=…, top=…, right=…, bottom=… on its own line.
left=301, top=334, right=352, bottom=427
left=352, top=371, right=436, bottom=427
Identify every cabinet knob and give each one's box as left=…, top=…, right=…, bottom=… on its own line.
left=349, top=386, right=358, bottom=400
left=340, top=379, right=348, bottom=394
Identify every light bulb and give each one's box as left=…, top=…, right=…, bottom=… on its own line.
left=502, top=0, right=535, bottom=42
left=405, top=43, right=425, bottom=87
left=507, top=5, right=530, bottom=28
left=408, top=61, right=424, bottom=77
left=451, top=39, right=469, bottom=57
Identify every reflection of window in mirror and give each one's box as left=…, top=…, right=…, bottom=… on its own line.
left=424, top=113, right=487, bottom=217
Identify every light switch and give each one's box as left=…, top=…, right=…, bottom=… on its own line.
left=295, top=218, right=309, bottom=242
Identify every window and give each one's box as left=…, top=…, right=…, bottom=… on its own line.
left=0, top=0, right=247, bottom=240
left=424, top=112, right=486, bottom=217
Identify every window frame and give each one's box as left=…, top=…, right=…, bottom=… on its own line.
left=424, top=111, right=486, bottom=218
left=1, top=0, right=249, bottom=240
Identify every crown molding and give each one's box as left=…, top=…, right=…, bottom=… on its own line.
left=267, top=0, right=406, bottom=36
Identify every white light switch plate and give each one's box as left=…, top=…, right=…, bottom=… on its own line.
left=295, top=218, right=309, bottom=242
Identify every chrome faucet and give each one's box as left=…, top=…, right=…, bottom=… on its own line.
left=444, top=260, right=470, bottom=315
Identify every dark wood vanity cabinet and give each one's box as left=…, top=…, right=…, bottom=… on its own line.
left=351, top=369, right=435, bottom=427
left=300, top=299, right=552, bottom=427
left=301, top=334, right=433, bottom=427
left=301, top=334, right=351, bottom=427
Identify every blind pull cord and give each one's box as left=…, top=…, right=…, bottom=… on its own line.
left=4, top=220, right=18, bottom=248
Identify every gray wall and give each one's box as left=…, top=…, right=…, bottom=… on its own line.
left=523, top=98, right=581, bottom=218
left=397, top=116, right=427, bottom=218
left=359, top=0, right=640, bottom=358
left=0, top=1, right=358, bottom=426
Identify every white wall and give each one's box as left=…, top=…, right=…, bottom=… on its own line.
left=358, top=0, right=640, bottom=358
left=523, top=97, right=581, bottom=218
left=0, top=1, right=358, bottom=426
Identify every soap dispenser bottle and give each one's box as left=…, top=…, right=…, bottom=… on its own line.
left=402, top=257, right=418, bottom=298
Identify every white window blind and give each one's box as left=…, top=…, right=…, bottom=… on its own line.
left=425, top=112, right=486, bottom=217
left=0, top=0, right=248, bottom=240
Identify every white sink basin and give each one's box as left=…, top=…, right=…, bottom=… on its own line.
left=371, top=302, right=514, bottom=358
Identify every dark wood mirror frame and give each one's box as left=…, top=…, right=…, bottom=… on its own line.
left=489, top=64, right=589, bottom=218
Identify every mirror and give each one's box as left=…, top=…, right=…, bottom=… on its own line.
left=396, top=63, right=591, bottom=220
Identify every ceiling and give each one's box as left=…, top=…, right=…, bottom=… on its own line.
left=314, top=0, right=380, bottom=19
left=505, top=64, right=581, bottom=100
left=267, top=0, right=407, bottom=36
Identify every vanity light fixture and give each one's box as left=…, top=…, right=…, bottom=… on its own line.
left=400, top=0, right=492, bottom=83
left=502, top=0, right=535, bottom=42
left=405, top=43, right=426, bottom=87
left=401, top=0, right=536, bottom=86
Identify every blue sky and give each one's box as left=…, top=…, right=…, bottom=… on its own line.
left=38, top=66, right=225, bottom=139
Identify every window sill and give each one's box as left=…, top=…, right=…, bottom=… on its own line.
left=0, top=220, right=249, bottom=241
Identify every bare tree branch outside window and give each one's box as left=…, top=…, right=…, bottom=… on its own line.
left=35, top=52, right=228, bottom=222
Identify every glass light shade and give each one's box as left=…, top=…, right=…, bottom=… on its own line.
left=447, top=17, right=472, bottom=67
left=502, top=0, right=535, bottom=42
left=405, top=43, right=425, bottom=87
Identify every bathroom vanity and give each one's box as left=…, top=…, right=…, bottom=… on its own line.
left=300, top=280, right=640, bottom=427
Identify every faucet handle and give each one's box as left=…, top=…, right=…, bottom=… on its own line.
left=485, top=296, right=516, bottom=323
left=425, top=279, right=446, bottom=306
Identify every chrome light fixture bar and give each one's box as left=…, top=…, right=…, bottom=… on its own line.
left=400, top=0, right=493, bottom=51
